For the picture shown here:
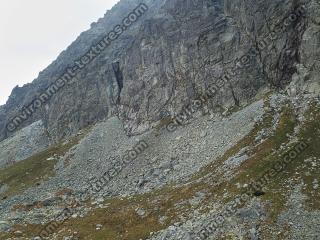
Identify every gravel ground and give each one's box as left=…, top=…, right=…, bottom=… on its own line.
left=277, top=182, right=320, bottom=239
left=0, top=99, right=264, bottom=228
left=148, top=94, right=320, bottom=240
left=1, top=94, right=320, bottom=240
left=0, top=120, right=50, bottom=169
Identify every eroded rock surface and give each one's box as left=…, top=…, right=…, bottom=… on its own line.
left=0, top=0, right=318, bottom=143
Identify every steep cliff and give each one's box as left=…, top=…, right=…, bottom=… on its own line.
left=1, top=0, right=318, bottom=143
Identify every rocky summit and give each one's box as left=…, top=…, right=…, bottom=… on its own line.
left=0, top=0, right=320, bottom=239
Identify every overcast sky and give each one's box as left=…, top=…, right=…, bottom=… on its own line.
left=0, top=0, right=119, bottom=105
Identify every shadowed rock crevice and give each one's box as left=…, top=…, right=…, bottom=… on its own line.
left=112, top=61, right=124, bottom=103
left=274, top=3, right=308, bottom=89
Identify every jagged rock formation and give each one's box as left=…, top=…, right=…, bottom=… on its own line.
left=0, top=0, right=318, bottom=143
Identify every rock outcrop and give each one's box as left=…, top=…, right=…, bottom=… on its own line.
left=0, top=0, right=318, bottom=145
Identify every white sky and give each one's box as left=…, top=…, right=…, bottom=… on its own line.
left=0, top=0, right=119, bottom=105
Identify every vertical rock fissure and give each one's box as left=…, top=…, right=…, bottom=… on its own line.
left=112, top=62, right=124, bottom=103
left=275, top=3, right=308, bottom=89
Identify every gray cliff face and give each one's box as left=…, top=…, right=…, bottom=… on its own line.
left=0, top=0, right=318, bottom=142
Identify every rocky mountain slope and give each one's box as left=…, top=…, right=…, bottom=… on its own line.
left=1, top=0, right=319, bottom=142
left=0, top=0, right=320, bottom=239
